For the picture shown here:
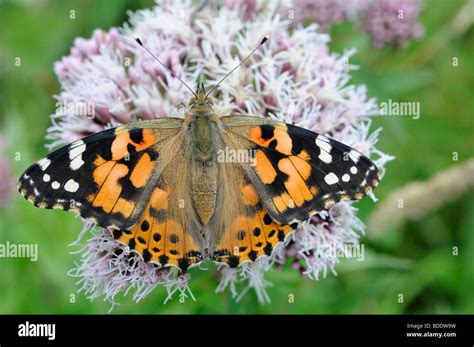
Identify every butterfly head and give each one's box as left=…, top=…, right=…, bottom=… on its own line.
left=189, top=82, right=214, bottom=108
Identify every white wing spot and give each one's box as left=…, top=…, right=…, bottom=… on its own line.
left=315, top=135, right=332, bottom=163
left=319, top=151, right=332, bottom=164
left=37, top=158, right=51, bottom=171
left=324, top=172, right=339, bottom=185
left=51, top=181, right=60, bottom=190
left=69, top=140, right=86, bottom=170
left=64, top=179, right=79, bottom=193
left=350, top=166, right=358, bottom=174
left=43, top=174, right=50, bottom=182
left=342, top=174, right=350, bottom=182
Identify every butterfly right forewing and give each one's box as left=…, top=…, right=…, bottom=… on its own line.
left=219, top=115, right=381, bottom=225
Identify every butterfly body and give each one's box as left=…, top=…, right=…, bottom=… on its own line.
left=184, top=85, right=222, bottom=234
left=18, top=83, right=381, bottom=270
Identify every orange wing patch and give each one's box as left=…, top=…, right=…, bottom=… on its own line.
left=111, top=128, right=157, bottom=160
left=129, top=152, right=154, bottom=188
left=277, top=157, right=313, bottom=207
left=111, top=198, right=135, bottom=218
left=89, top=163, right=130, bottom=213
left=253, top=149, right=317, bottom=214
left=249, top=125, right=292, bottom=155
left=255, top=150, right=277, bottom=184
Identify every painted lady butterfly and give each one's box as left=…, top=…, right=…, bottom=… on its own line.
left=18, top=36, right=381, bottom=271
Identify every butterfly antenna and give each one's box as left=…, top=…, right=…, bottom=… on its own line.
left=134, top=36, right=197, bottom=98
left=205, top=35, right=270, bottom=98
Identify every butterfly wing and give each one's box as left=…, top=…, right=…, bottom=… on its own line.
left=208, top=115, right=381, bottom=267
left=220, top=115, right=381, bottom=224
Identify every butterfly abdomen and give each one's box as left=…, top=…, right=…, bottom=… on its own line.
left=191, top=160, right=218, bottom=225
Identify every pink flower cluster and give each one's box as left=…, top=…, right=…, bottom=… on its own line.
left=361, top=0, right=424, bottom=48
left=225, top=0, right=424, bottom=48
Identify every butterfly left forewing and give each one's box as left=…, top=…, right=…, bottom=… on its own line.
left=18, top=118, right=185, bottom=230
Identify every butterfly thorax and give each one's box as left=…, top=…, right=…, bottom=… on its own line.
left=188, top=108, right=218, bottom=162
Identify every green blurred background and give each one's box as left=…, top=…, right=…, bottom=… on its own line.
left=0, top=0, right=472, bottom=313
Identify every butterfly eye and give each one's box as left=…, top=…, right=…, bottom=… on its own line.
left=189, top=98, right=196, bottom=106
